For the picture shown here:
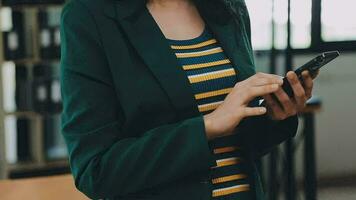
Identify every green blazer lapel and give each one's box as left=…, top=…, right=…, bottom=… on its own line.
left=102, top=0, right=256, bottom=121
left=197, top=4, right=256, bottom=81
left=107, top=1, right=201, bottom=120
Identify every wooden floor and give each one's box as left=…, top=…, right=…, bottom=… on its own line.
left=0, top=174, right=88, bottom=200
left=1, top=174, right=355, bottom=200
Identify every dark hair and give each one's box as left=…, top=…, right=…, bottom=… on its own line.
left=194, top=0, right=244, bottom=25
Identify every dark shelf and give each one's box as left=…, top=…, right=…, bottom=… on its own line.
left=8, top=159, right=69, bottom=179
left=3, top=58, right=60, bottom=65
left=5, top=111, right=41, bottom=118
left=1, top=1, right=64, bottom=7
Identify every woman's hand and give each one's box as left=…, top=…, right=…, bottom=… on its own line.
left=262, top=70, right=318, bottom=121
left=203, top=72, right=283, bottom=140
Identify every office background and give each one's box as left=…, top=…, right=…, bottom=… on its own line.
left=0, top=0, right=355, bottom=199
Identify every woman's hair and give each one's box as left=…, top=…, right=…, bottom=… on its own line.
left=193, top=0, right=244, bottom=24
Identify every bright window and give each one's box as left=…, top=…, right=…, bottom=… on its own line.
left=245, top=0, right=273, bottom=50
left=321, top=0, right=356, bottom=41
left=245, top=0, right=311, bottom=50
left=290, top=0, right=312, bottom=48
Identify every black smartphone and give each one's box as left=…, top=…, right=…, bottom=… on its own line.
left=259, top=51, right=340, bottom=106
left=282, top=51, right=340, bottom=97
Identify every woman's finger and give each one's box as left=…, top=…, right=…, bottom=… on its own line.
left=302, top=71, right=313, bottom=99
left=286, top=71, right=307, bottom=108
left=262, top=94, right=284, bottom=119
left=249, top=73, right=283, bottom=86
left=252, top=77, right=283, bottom=86
left=310, top=69, right=320, bottom=79
left=243, top=107, right=267, bottom=117
left=273, top=88, right=297, bottom=116
left=242, top=84, right=280, bottom=102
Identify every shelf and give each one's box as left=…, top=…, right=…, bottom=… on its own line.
left=8, top=159, right=70, bottom=179
left=1, top=4, right=64, bottom=10
left=4, top=111, right=42, bottom=118
left=0, top=1, right=66, bottom=181
left=2, top=58, right=60, bottom=65
left=8, top=159, right=68, bottom=172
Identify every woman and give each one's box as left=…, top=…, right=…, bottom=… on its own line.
left=60, top=0, right=316, bottom=199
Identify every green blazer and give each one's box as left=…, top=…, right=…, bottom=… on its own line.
left=60, top=0, right=298, bottom=199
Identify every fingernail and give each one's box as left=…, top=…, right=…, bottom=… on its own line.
left=272, top=84, right=279, bottom=89
left=260, top=107, right=266, bottom=113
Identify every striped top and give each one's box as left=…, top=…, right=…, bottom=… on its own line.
left=167, top=26, right=253, bottom=199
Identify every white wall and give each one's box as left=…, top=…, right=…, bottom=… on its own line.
left=296, top=53, right=356, bottom=177
left=255, top=52, right=356, bottom=179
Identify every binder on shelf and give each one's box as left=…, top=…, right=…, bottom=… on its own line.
left=4, top=116, right=18, bottom=164
left=52, top=26, right=61, bottom=58
left=1, top=62, right=32, bottom=112
left=38, top=10, right=52, bottom=59
left=15, top=65, right=32, bottom=111
left=32, top=64, right=50, bottom=113
left=49, top=77, right=62, bottom=113
left=49, top=63, right=62, bottom=113
left=2, top=61, right=16, bottom=113
left=44, top=115, right=67, bottom=160
left=32, top=63, right=62, bottom=114
left=5, top=116, right=32, bottom=163
left=38, top=9, right=61, bottom=60
left=2, top=10, right=26, bottom=60
left=17, top=118, right=32, bottom=162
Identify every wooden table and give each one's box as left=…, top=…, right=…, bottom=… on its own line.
left=0, top=174, right=88, bottom=200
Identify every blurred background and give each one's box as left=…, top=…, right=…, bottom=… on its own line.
left=0, top=0, right=355, bottom=200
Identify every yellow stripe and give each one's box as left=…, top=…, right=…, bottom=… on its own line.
left=198, top=101, right=222, bottom=112
left=170, top=39, right=217, bottom=50
left=182, top=59, right=231, bottom=71
left=212, top=157, right=241, bottom=168
left=212, top=174, right=248, bottom=184
left=195, top=87, right=233, bottom=100
left=212, top=185, right=250, bottom=197
left=175, top=48, right=223, bottom=58
left=188, top=69, right=236, bottom=84
left=213, top=146, right=239, bottom=154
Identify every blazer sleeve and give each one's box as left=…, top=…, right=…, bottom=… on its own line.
left=233, top=1, right=299, bottom=158
left=60, top=1, right=216, bottom=199
left=239, top=114, right=299, bottom=158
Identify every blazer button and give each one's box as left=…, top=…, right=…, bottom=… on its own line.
left=200, top=180, right=209, bottom=184
left=199, top=177, right=210, bottom=184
